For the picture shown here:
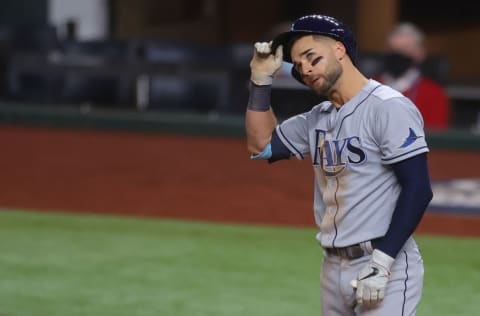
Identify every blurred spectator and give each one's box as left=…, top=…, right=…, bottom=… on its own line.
left=376, top=22, right=450, bottom=130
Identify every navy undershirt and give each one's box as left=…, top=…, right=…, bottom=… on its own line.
left=268, top=130, right=292, bottom=163
left=373, top=153, right=433, bottom=258
left=270, top=131, right=433, bottom=258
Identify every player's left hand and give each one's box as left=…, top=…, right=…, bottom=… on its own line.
left=250, top=41, right=283, bottom=86
left=351, top=249, right=395, bottom=308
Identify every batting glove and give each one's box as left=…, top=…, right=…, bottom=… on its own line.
left=250, top=41, right=283, bottom=85
left=351, top=249, right=395, bottom=308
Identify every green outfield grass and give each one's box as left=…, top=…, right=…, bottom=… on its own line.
left=0, top=209, right=478, bottom=316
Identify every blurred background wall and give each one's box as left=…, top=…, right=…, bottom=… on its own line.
left=109, top=0, right=480, bottom=81
left=49, top=0, right=109, bottom=40
left=0, top=0, right=479, bottom=131
left=3, top=0, right=477, bottom=77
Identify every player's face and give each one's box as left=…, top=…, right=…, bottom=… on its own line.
left=290, top=35, right=343, bottom=96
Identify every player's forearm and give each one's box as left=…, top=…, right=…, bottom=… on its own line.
left=245, top=80, right=277, bottom=153
left=246, top=40, right=284, bottom=154
left=246, top=108, right=277, bottom=154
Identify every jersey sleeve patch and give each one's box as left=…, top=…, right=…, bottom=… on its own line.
left=375, top=97, right=430, bottom=164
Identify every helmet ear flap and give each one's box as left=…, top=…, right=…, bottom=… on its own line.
left=291, top=67, right=305, bottom=84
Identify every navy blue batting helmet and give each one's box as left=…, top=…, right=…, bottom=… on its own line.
left=272, top=15, right=357, bottom=83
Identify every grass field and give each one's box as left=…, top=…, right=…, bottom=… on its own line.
left=0, top=209, right=479, bottom=316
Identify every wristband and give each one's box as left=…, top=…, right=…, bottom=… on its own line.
left=247, top=82, right=271, bottom=112
left=250, top=143, right=272, bottom=160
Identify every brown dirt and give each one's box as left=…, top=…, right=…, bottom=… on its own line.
left=1, top=124, right=479, bottom=237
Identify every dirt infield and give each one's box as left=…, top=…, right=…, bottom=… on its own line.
left=1, top=124, right=479, bottom=237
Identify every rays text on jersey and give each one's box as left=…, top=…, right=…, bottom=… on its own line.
left=313, top=129, right=367, bottom=176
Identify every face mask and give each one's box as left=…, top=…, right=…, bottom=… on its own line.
left=383, top=52, right=414, bottom=78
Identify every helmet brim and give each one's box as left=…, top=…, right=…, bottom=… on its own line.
left=272, top=31, right=312, bottom=63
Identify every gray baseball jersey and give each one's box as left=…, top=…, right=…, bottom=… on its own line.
left=275, top=79, right=429, bottom=248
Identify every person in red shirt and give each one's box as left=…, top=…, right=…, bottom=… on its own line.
left=376, top=23, right=450, bottom=130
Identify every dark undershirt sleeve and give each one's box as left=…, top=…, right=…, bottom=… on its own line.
left=373, top=153, right=433, bottom=258
left=268, top=129, right=293, bottom=163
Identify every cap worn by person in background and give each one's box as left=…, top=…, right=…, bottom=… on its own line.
left=376, top=22, right=450, bottom=130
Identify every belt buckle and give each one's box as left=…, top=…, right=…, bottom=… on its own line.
left=347, top=245, right=365, bottom=259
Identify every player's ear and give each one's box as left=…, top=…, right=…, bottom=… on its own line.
left=334, top=41, right=347, bottom=61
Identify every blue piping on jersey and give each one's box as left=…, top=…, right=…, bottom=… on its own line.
left=331, top=84, right=381, bottom=246
left=382, top=146, right=429, bottom=162
left=335, top=84, right=382, bottom=139
left=278, top=126, right=305, bottom=160
left=401, top=250, right=409, bottom=316
left=331, top=177, right=340, bottom=248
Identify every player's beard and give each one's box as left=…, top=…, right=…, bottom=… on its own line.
left=313, top=60, right=343, bottom=96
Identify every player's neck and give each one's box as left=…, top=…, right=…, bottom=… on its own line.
left=328, top=68, right=368, bottom=109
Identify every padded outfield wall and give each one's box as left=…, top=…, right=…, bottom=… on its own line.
left=0, top=103, right=479, bottom=237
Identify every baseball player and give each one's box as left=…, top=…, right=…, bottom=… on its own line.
left=246, top=15, right=433, bottom=315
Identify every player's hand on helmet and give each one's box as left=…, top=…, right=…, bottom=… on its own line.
left=351, top=249, right=394, bottom=308
left=250, top=41, right=283, bottom=86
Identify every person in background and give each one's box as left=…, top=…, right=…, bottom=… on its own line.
left=377, top=22, right=450, bottom=130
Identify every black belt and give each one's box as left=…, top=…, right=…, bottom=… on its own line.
left=324, top=241, right=373, bottom=260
